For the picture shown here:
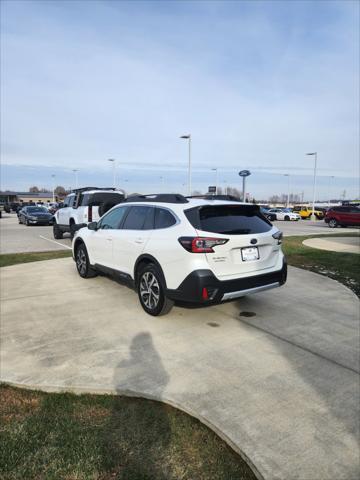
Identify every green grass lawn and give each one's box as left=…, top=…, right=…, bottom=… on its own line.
left=0, top=250, right=72, bottom=268
left=0, top=384, right=255, bottom=480
left=283, top=233, right=360, bottom=296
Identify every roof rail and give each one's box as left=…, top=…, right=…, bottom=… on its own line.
left=186, top=194, right=241, bottom=202
left=124, top=193, right=189, bottom=204
left=71, top=187, right=119, bottom=193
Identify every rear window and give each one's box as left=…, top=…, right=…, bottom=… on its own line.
left=154, top=208, right=177, bottom=229
left=185, top=205, right=272, bottom=235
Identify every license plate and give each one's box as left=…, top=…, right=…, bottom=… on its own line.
left=241, top=247, right=259, bottom=262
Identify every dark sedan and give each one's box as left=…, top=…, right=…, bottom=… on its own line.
left=18, top=206, right=54, bottom=226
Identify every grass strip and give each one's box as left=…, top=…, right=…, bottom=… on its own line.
left=282, top=233, right=359, bottom=296
left=0, top=384, right=256, bottom=480
left=0, top=250, right=72, bottom=268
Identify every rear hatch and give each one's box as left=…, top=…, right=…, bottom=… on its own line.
left=185, top=204, right=280, bottom=279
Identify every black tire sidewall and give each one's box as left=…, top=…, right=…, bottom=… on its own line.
left=137, top=264, right=166, bottom=316
left=76, top=244, right=91, bottom=278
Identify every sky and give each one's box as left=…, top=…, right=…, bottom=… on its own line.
left=1, top=0, right=359, bottom=200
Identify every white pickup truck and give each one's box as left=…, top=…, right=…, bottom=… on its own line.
left=53, top=187, right=125, bottom=239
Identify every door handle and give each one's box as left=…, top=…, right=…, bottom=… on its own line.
left=134, top=238, right=144, bottom=244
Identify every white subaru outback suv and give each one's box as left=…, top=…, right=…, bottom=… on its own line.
left=53, top=187, right=125, bottom=239
left=72, top=194, right=287, bottom=316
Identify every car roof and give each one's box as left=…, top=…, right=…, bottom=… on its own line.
left=121, top=197, right=251, bottom=212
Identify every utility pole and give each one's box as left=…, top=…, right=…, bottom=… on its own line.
left=180, top=134, right=191, bottom=195
left=306, top=152, right=317, bottom=220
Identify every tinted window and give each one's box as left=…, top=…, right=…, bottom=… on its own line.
left=333, top=207, right=350, bottom=213
left=122, top=206, right=151, bottom=230
left=186, top=205, right=271, bottom=235
left=154, top=208, right=177, bottom=229
left=350, top=207, right=360, bottom=214
left=98, top=207, right=128, bottom=230
left=143, top=207, right=155, bottom=230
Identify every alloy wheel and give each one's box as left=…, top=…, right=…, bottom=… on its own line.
left=140, top=272, right=160, bottom=310
left=76, top=248, right=87, bottom=275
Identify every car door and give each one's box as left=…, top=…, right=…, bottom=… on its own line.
left=57, top=194, right=75, bottom=226
left=111, top=206, right=154, bottom=275
left=85, top=206, right=129, bottom=268
left=349, top=207, right=360, bottom=225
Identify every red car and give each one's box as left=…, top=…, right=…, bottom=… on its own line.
left=325, top=206, right=360, bottom=228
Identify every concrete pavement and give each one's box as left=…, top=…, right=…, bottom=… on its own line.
left=1, top=258, right=359, bottom=480
left=303, top=236, right=360, bottom=254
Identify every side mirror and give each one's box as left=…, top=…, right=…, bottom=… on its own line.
left=87, top=221, right=98, bottom=231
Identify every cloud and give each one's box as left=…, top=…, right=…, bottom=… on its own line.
left=1, top=0, right=359, bottom=192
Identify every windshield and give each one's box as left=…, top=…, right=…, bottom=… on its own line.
left=27, top=207, right=48, bottom=213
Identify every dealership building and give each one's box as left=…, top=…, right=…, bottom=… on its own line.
left=0, top=191, right=58, bottom=204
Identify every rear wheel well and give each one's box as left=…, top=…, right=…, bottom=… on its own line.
left=134, top=256, right=166, bottom=288
left=69, top=218, right=75, bottom=225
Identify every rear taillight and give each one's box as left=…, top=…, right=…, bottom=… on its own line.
left=272, top=231, right=283, bottom=244
left=178, top=236, right=228, bottom=253
left=88, top=206, right=92, bottom=222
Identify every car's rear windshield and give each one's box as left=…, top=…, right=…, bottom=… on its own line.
left=185, top=205, right=272, bottom=235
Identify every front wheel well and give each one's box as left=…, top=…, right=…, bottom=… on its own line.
left=73, top=238, right=84, bottom=255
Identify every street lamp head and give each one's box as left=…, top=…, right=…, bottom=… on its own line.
left=180, top=134, right=190, bottom=139
left=239, top=170, right=251, bottom=177
left=306, top=152, right=316, bottom=155
left=108, top=158, right=115, bottom=162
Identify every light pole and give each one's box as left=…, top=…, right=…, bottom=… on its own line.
left=284, top=174, right=290, bottom=208
left=328, top=176, right=335, bottom=206
left=51, top=174, right=56, bottom=202
left=72, top=169, right=79, bottom=189
left=108, top=159, right=116, bottom=188
left=223, top=180, right=228, bottom=195
left=239, top=170, right=251, bottom=202
left=180, top=134, right=191, bottom=195
left=160, top=176, right=164, bottom=191
left=306, top=152, right=317, bottom=220
left=211, top=168, right=218, bottom=194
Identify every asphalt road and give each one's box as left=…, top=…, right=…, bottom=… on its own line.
left=0, top=213, right=358, bottom=254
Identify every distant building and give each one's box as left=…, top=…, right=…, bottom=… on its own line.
left=0, top=191, right=57, bottom=204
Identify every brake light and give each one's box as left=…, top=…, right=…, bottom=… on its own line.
left=88, top=206, right=92, bottom=222
left=178, top=236, right=229, bottom=253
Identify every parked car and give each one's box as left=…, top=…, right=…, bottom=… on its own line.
left=260, top=207, right=276, bottom=222
left=292, top=205, right=324, bottom=220
left=72, top=194, right=287, bottom=316
left=0, top=203, right=4, bottom=218
left=325, top=206, right=360, bottom=228
left=18, top=206, right=54, bottom=226
left=267, top=208, right=301, bottom=221
left=53, top=187, right=125, bottom=239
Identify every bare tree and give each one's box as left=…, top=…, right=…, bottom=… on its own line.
left=29, top=186, right=39, bottom=193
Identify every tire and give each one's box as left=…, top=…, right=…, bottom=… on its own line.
left=98, top=201, right=118, bottom=217
left=70, top=222, right=77, bottom=239
left=137, top=263, right=174, bottom=316
left=75, top=243, right=97, bottom=278
left=25, top=219, right=30, bottom=226
left=328, top=218, right=338, bottom=228
left=53, top=223, right=63, bottom=239
left=284, top=216, right=290, bottom=221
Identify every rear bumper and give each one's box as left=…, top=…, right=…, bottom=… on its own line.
left=167, top=260, right=287, bottom=305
